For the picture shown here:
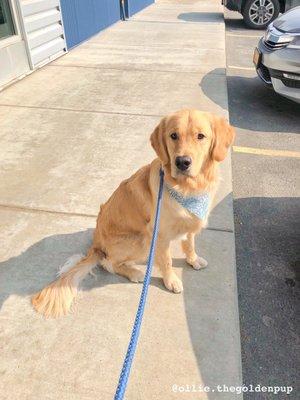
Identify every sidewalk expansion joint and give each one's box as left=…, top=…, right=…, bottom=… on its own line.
left=74, top=42, right=225, bottom=51
left=129, top=19, right=224, bottom=26
left=48, top=64, right=226, bottom=76
left=0, top=203, right=233, bottom=233
left=0, top=104, right=162, bottom=119
left=0, top=203, right=97, bottom=219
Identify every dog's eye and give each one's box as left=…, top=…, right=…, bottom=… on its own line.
left=197, top=133, right=205, bottom=140
left=170, top=132, right=178, bottom=140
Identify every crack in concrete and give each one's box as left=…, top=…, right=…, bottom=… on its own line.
left=0, top=203, right=233, bottom=233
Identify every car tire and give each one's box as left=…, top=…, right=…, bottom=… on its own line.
left=242, top=0, right=280, bottom=29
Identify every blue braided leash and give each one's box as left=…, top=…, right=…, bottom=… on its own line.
left=114, top=168, right=165, bottom=400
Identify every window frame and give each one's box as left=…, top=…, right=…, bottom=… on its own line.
left=0, top=0, right=22, bottom=49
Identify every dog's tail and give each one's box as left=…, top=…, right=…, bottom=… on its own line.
left=32, top=247, right=102, bottom=318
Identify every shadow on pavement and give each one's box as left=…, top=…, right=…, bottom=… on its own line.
left=2, top=194, right=298, bottom=393
left=0, top=228, right=94, bottom=312
left=0, top=193, right=235, bottom=313
left=177, top=12, right=223, bottom=23
left=200, top=68, right=300, bottom=133
left=234, top=196, right=299, bottom=397
left=0, top=227, right=171, bottom=310
left=225, top=17, right=250, bottom=31
left=0, top=195, right=238, bottom=397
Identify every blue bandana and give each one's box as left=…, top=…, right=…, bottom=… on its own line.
left=166, top=185, right=210, bottom=220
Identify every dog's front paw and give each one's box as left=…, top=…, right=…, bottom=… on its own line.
left=128, top=267, right=145, bottom=283
left=163, top=273, right=183, bottom=294
left=187, top=256, right=208, bottom=270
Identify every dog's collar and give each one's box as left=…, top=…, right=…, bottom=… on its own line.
left=166, top=185, right=210, bottom=220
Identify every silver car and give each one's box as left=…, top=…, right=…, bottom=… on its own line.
left=223, top=0, right=300, bottom=29
left=253, top=6, right=300, bottom=103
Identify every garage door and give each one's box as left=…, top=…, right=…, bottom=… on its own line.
left=60, top=0, right=121, bottom=49
left=127, top=0, right=154, bottom=16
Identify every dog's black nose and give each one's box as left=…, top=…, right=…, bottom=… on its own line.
left=175, top=156, right=192, bottom=171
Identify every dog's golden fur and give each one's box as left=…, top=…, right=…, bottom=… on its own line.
left=32, top=109, right=235, bottom=318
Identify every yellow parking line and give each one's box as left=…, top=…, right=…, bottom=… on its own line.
left=228, top=65, right=255, bottom=70
left=227, top=33, right=262, bottom=38
left=233, top=146, right=300, bottom=158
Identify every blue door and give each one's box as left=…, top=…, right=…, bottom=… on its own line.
left=126, top=0, right=154, bottom=17
left=60, top=0, right=121, bottom=49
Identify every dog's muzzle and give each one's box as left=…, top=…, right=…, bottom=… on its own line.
left=175, top=156, right=192, bottom=172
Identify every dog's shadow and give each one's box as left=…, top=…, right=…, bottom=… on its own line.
left=0, top=228, right=187, bottom=311
left=0, top=192, right=233, bottom=312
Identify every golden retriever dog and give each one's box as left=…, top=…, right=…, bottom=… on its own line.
left=32, top=109, right=235, bottom=318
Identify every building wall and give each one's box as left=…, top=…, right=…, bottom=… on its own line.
left=0, top=0, right=30, bottom=88
left=0, top=0, right=66, bottom=89
left=126, top=0, right=154, bottom=17
left=18, top=0, right=66, bottom=68
left=60, top=0, right=121, bottom=49
left=0, top=39, right=29, bottom=88
left=1, top=0, right=155, bottom=89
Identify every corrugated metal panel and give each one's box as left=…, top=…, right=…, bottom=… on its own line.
left=31, top=37, right=65, bottom=65
left=24, top=8, right=61, bottom=32
left=27, top=23, right=64, bottom=49
left=19, top=0, right=67, bottom=68
left=59, top=0, right=78, bottom=49
left=126, top=0, right=154, bottom=17
left=60, top=0, right=121, bottom=49
left=22, top=0, right=60, bottom=16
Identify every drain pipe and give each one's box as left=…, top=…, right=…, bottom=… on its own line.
left=120, top=0, right=127, bottom=20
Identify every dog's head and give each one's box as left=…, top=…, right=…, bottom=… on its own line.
left=150, top=109, right=235, bottom=181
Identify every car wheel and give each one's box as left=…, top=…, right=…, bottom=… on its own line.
left=242, top=0, right=280, bottom=29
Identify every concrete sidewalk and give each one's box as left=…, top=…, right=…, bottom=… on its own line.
left=0, top=1, right=242, bottom=399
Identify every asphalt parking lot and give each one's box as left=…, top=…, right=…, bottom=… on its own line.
left=224, top=9, right=300, bottom=399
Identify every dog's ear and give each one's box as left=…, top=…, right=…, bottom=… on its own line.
left=210, top=115, right=235, bottom=162
left=150, top=117, right=169, bottom=165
